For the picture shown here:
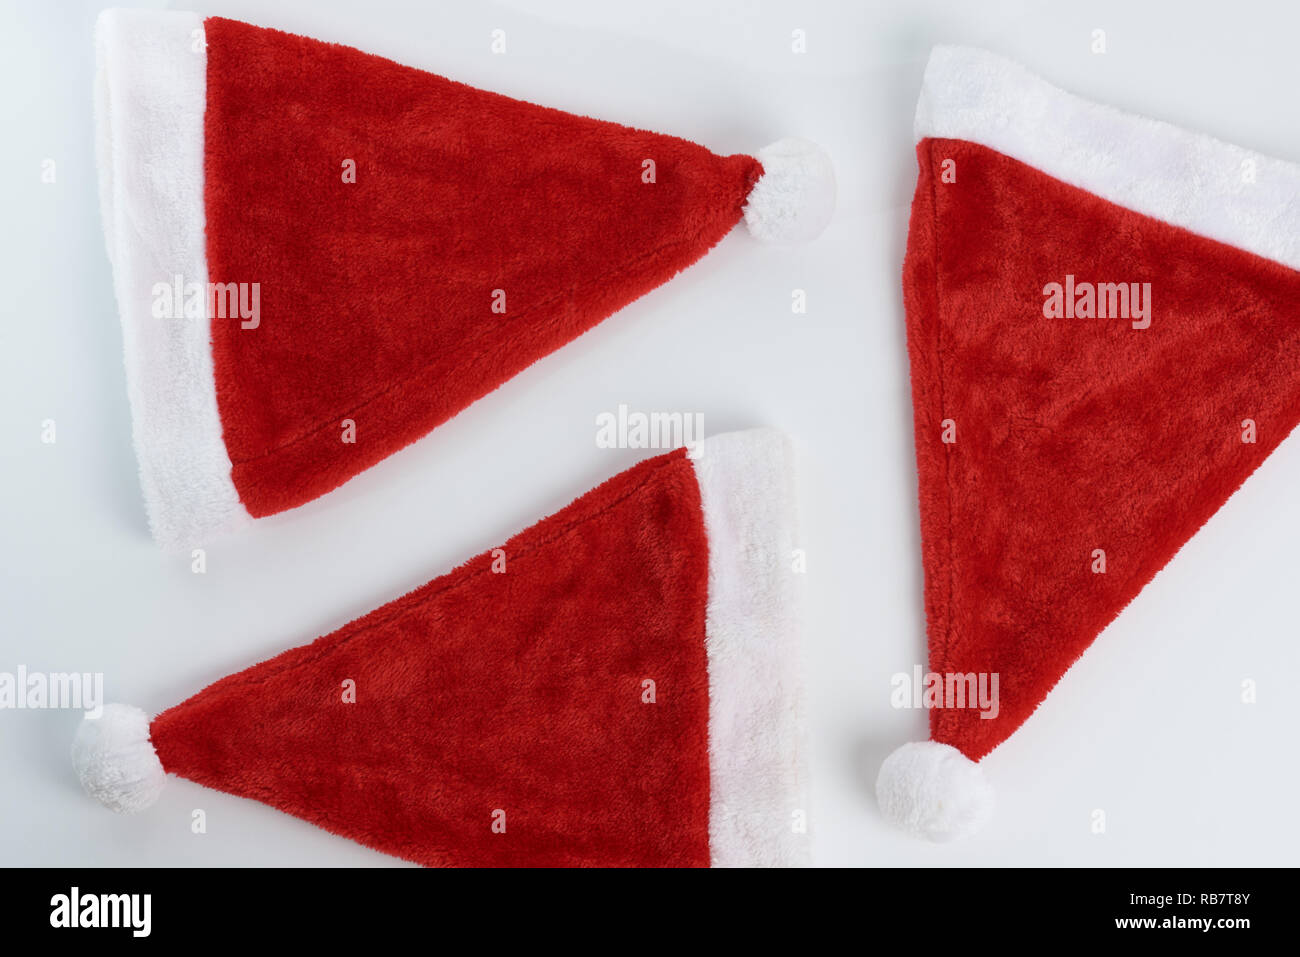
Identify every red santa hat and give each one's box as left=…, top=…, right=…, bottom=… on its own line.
left=94, top=9, right=834, bottom=549
left=72, top=429, right=808, bottom=867
left=879, top=46, right=1300, bottom=840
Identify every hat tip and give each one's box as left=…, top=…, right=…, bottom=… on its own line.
left=876, top=740, right=993, bottom=841
left=743, top=137, right=836, bottom=244
left=72, top=703, right=166, bottom=813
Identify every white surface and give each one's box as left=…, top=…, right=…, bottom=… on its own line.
left=1, top=0, right=1298, bottom=867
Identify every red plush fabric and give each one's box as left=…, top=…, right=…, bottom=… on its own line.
left=151, top=448, right=713, bottom=867
left=903, top=138, right=1300, bottom=761
left=202, top=16, right=761, bottom=518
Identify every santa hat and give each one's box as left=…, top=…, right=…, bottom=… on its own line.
left=879, top=46, right=1300, bottom=840
left=72, top=429, right=807, bottom=867
left=94, top=9, right=835, bottom=549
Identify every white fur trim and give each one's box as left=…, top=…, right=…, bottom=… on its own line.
left=95, top=9, right=248, bottom=549
left=915, top=46, right=1300, bottom=271
left=692, top=429, right=808, bottom=867
left=876, top=741, right=993, bottom=842
left=742, top=138, right=836, bottom=244
left=72, top=703, right=166, bottom=813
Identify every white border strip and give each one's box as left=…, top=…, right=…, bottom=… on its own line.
left=95, top=9, right=248, bottom=549
left=692, top=428, right=809, bottom=867
left=916, top=45, right=1300, bottom=272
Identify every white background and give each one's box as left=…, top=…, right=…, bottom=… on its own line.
left=2, top=0, right=1298, bottom=867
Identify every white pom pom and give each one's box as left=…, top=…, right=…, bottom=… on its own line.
left=72, top=704, right=165, bottom=813
left=743, top=137, right=836, bottom=243
left=876, top=741, right=993, bottom=842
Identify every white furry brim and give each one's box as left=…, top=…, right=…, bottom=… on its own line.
left=95, top=9, right=248, bottom=549
left=916, top=45, right=1300, bottom=271
left=692, top=429, right=808, bottom=867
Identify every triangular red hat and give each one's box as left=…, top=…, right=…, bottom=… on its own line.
left=94, top=9, right=834, bottom=548
left=878, top=47, right=1300, bottom=840
left=73, top=429, right=807, bottom=867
